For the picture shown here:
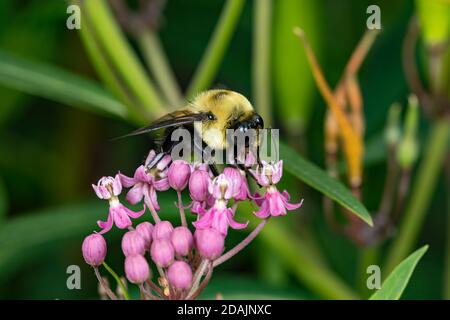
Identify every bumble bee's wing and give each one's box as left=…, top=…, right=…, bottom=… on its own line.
left=113, top=110, right=208, bottom=140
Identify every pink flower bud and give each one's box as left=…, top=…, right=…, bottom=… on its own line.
left=121, top=231, right=146, bottom=257
left=194, top=228, right=224, bottom=260
left=168, top=160, right=191, bottom=191
left=135, top=222, right=154, bottom=248
left=82, top=233, right=107, bottom=266
left=153, top=221, right=174, bottom=240
left=124, top=255, right=150, bottom=284
left=167, top=261, right=193, bottom=290
left=171, top=226, right=194, bottom=256
left=150, top=238, right=175, bottom=267
left=189, top=169, right=211, bottom=201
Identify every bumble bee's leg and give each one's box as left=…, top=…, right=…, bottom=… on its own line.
left=233, top=161, right=262, bottom=188
left=145, top=152, right=167, bottom=170
left=208, top=163, right=219, bottom=177
left=145, top=129, right=176, bottom=170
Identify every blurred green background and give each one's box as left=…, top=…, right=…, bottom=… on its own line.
left=0, top=0, right=448, bottom=299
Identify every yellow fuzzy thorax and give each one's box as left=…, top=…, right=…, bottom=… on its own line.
left=189, top=90, right=255, bottom=149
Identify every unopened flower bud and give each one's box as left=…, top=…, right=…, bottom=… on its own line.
left=171, top=226, right=194, bottom=256
left=167, top=261, right=193, bottom=290
left=82, top=233, right=107, bottom=266
left=168, top=160, right=191, bottom=191
left=385, top=102, right=401, bottom=147
left=150, top=238, right=175, bottom=267
left=124, top=255, right=150, bottom=284
left=153, top=221, right=174, bottom=240
left=194, top=228, right=225, bottom=260
left=397, top=95, right=419, bottom=169
left=189, top=169, right=211, bottom=201
left=121, top=231, right=146, bottom=257
left=135, top=222, right=154, bottom=248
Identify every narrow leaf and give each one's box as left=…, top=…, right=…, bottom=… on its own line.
left=0, top=50, right=128, bottom=119
left=370, top=245, right=428, bottom=300
left=280, top=142, right=372, bottom=226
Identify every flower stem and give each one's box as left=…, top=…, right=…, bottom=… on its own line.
left=186, top=259, right=209, bottom=298
left=213, top=218, right=268, bottom=267
left=384, top=118, right=450, bottom=273
left=94, top=267, right=117, bottom=300
left=177, top=191, right=187, bottom=227
left=82, top=0, right=165, bottom=118
left=139, top=284, right=161, bottom=300
left=252, top=0, right=272, bottom=126
left=186, top=262, right=213, bottom=300
left=102, top=262, right=130, bottom=300
left=147, top=196, right=161, bottom=223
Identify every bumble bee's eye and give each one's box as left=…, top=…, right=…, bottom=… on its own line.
left=253, top=114, right=264, bottom=129
left=207, top=113, right=216, bottom=121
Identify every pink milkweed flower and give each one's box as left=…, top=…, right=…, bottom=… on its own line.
left=119, top=150, right=171, bottom=211
left=251, top=161, right=303, bottom=218
left=223, top=167, right=250, bottom=201
left=92, top=175, right=146, bottom=234
left=193, top=190, right=248, bottom=236
left=209, top=174, right=234, bottom=200
left=92, top=175, right=122, bottom=200
left=250, top=160, right=283, bottom=187
left=189, top=165, right=213, bottom=214
left=97, top=200, right=146, bottom=233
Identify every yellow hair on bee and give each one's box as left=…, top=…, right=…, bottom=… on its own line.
left=189, top=90, right=255, bottom=149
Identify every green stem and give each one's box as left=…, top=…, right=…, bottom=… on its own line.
left=186, top=0, right=245, bottom=98
left=83, top=0, right=165, bottom=119
left=384, top=119, right=450, bottom=273
left=76, top=2, right=141, bottom=124
left=137, top=31, right=183, bottom=107
left=444, top=158, right=450, bottom=299
left=102, top=262, right=131, bottom=300
left=252, top=0, right=272, bottom=126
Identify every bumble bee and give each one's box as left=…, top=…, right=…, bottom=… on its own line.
left=121, top=89, right=264, bottom=175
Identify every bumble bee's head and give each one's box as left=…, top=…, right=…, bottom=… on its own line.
left=190, top=90, right=264, bottom=149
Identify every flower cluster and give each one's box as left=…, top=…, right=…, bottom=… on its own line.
left=82, top=150, right=302, bottom=300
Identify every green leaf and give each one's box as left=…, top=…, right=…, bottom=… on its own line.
left=280, top=142, right=373, bottom=226
left=0, top=50, right=128, bottom=119
left=370, top=245, right=428, bottom=300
